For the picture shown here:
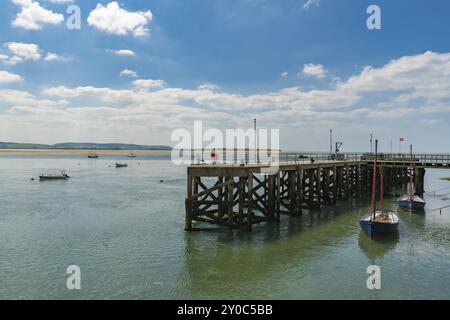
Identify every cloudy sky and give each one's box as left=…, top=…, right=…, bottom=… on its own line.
left=0, top=0, right=449, bottom=152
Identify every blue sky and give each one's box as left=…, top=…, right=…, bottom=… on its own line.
left=0, top=0, right=449, bottom=152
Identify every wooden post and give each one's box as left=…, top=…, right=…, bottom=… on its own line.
left=345, top=164, right=350, bottom=199
left=308, top=169, right=314, bottom=206
left=247, top=173, right=253, bottom=230
left=324, top=168, right=331, bottom=204
left=227, top=176, right=234, bottom=229
left=185, top=172, right=193, bottom=230
left=297, top=168, right=304, bottom=214
left=356, top=164, right=361, bottom=195
left=333, top=165, right=337, bottom=203
left=339, top=167, right=344, bottom=200
left=268, top=174, right=275, bottom=221
left=289, top=171, right=297, bottom=213
left=238, top=177, right=245, bottom=228
left=217, top=177, right=224, bottom=218
left=316, top=166, right=322, bottom=206
left=276, top=170, right=281, bottom=221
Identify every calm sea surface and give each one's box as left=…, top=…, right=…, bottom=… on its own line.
left=0, top=154, right=449, bottom=299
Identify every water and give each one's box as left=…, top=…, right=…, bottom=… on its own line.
left=0, top=154, right=449, bottom=299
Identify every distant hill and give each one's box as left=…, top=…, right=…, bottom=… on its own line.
left=0, top=142, right=171, bottom=150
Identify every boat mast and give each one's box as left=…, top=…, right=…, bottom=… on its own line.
left=380, top=160, right=384, bottom=213
left=410, top=144, right=413, bottom=198
left=371, top=140, right=378, bottom=220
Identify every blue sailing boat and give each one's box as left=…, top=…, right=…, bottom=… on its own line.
left=398, top=145, right=426, bottom=212
left=360, top=139, right=400, bottom=237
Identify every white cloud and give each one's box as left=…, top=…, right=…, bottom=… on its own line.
left=11, top=0, right=65, bottom=30
left=0, top=71, right=23, bottom=83
left=302, top=63, right=327, bottom=78
left=4, top=56, right=24, bottom=66
left=87, top=2, right=153, bottom=38
left=6, top=42, right=41, bottom=60
left=303, top=0, right=320, bottom=10
left=107, top=49, right=136, bottom=56
left=281, top=71, right=288, bottom=77
left=44, top=0, right=73, bottom=3
left=1, top=42, right=65, bottom=64
left=133, top=79, right=166, bottom=90
left=120, top=69, right=138, bottom=78
left=44, top=52, right=64, bottom=61
left=198, top=83, right=219, bottom=91
left=2, top=51, right=450, bottom=148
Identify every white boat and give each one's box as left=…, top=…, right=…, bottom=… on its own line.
left=39, top=171, right=70, bottom=181
left=128, top=142, right=137, bottom=158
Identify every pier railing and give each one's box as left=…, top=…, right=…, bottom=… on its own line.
left=179, top=149, right=450, bottom=166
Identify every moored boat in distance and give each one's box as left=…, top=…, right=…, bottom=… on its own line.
left=116, top=163, right=128, bottom=168
left=39, top=171, right=70, bottom=181
left=128, top=142, right=137, bottom=158
left=398, top=144, right=426, bottom=212
left=398, top=195, right=426, bottom=212
left=359, top=139, right=400, bottom=238
left=88, top=146, right=99, bottom=158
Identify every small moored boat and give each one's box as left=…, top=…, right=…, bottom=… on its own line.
left=398, top=195, right=426, bottom=212
left=359, top=209, right=400, bottom=237
left=398, top=145, right=426, bottom=212
left=359, top=139, right=400, bottom=238
left=39, top=171, right=70, bottom=181
left=128, top=142, right=137, bottom=158
left=116, top=163, right=128, bottom=168
left=88, top=147, right=99, bottom=158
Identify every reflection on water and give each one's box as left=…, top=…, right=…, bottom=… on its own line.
left=358, top=232, right=399, bottom=261
left=0, top=155, right=449, bottom=299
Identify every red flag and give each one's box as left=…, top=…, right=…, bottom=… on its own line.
left=400, top=137, right=405, bottom=142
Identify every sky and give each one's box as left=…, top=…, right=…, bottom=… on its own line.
left=0, top=0, right=449, bottom=152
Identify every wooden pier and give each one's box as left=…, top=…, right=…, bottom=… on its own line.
left=184, top=155, right=434, bottom=231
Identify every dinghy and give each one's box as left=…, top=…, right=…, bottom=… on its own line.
left=360, top=139, right=400, bottom=237
left=398, top=145, right=426, bottom=212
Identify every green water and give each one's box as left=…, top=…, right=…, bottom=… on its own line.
left=0, top=155, right=449, bottom=299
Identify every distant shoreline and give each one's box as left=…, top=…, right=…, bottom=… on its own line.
left=0, top=149, right=173, bottom=155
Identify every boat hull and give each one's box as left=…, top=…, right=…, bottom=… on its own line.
left=359, top=219, right=399, bottom=237
left=39, top=175, right=69, bottom=181
left=398, top=199, right=425, bottom=212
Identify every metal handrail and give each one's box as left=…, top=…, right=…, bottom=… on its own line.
left=179, top=148, right=450, bottom=165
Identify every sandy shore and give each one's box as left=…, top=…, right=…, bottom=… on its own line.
left=0, top=149, right=173, bottom=155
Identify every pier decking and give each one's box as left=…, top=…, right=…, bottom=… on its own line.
left=184, top=151, right=450, bottom=231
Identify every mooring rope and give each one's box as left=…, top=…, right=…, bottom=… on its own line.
left=427, top=204, right=450, bottom=214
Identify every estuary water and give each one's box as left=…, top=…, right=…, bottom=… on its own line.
left=0, top=154, right=449, bottom=299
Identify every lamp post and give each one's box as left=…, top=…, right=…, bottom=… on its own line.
left=370, top=133, right=373, bottom=153
left=330, top=129, right=333, bottom=156
left=254, top=118, right=259, bottom=163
